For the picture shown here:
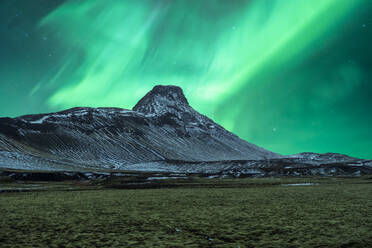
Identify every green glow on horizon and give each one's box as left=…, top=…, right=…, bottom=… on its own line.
left=224, top=0, right=363, bottom=103
left=40, top=0, right=362, bottom=115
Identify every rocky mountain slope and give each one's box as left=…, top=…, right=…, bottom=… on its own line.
left=0, top=85, right=280, bottom=171
left=0, top=85, right=370, bottom=176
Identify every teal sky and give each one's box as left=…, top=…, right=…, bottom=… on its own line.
left=0, top=0, right=371, bottom=158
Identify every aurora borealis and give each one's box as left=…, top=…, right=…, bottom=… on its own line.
left=1, top=0, right=371, bottom=158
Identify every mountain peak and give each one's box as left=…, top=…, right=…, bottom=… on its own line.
left=133, top=85, right=190, bottom=115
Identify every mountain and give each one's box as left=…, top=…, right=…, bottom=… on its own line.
left=0, top=85, right=370, bottom=177
left=0, top=85, right=279, bottom=171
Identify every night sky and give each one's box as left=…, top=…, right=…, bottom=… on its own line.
left=1, top=0, right=371, bottom=158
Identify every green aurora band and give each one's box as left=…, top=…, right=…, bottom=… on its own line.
left=1, top=0, right=371, bottom=158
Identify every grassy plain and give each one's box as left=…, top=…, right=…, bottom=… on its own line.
left=0, top=177, right=372, bottom=247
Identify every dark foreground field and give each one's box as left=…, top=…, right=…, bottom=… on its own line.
left=1, top=177, right=372, bottom=247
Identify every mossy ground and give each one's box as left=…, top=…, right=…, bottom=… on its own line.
left=1, top=177, right=372, bottom=247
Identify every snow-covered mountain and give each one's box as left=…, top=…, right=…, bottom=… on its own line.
left=0, top=85, right=370, bottom=176
left=0, top=85, right=279, bottom=171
